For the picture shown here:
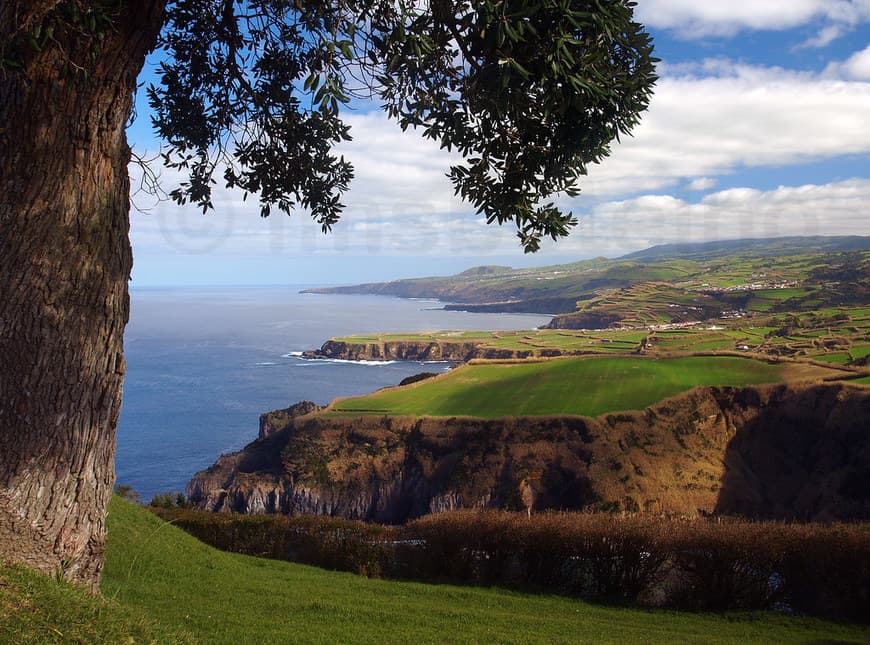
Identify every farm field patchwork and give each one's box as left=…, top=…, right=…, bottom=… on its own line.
left=327, top=306, right=870, bottom=365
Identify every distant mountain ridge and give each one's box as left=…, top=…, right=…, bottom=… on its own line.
left=622, top=236, right=870, bottom=262
left=302, top=236, right=870, bottom=321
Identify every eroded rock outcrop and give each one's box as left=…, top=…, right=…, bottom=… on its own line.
left=544, top=311, right=623, bottom=330
left=259, top=400, right=323, bottom=439
left=187, top=383, right=870, bottom=522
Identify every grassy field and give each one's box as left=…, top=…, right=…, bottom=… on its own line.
left=0, top=563, right=188, bottom=644
left=5, top=497, right=867, bottom=644
left=330, top=356, right=792, bottom=418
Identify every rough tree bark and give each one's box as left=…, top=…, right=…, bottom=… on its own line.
left=0, top=0, right=164, bottom=590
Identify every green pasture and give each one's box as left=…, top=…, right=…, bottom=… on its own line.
left=677, top=338, right=736, bottom=352
left=752, top=287, right=814, bottom=302
left=330, top=356, right=787, bottom=418
left=812, top=353, right=853, bottom=365
left=331, top=335, right=383, bottom=343
left=3, top=497, right=862, bottom=644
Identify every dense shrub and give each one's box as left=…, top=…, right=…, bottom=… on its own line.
left=662, top=521, right=786, bottom=611
left=284, top=515, right=390, bottom=577
left=398, top=512, right=669, bottom=601
left=154, top=510, right=294, bottom=560
left=153, top=509, right=389, bottom=576
left=149, top=492, right=192, bottom=509
left=151, top=507, right=870, bottom=621
left=113, top=484, right=140, bottom=503
left=398, top=372, right=439, bottom=387
left=777, top=524, right=870, bottom=621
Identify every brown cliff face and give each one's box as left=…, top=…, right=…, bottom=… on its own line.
left=259, top=401, right=323, bottom=439
left=305, top=339, right=570, bottom=362
left=187, top=383, right=870, bottom=523
left=306, top=340, right=483, bottom=361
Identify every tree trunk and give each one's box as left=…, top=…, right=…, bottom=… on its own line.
left=0, top=1, right=164, bottom=590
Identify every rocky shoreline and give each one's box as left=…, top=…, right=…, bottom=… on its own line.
left=301, top=338, right=569, bottom=362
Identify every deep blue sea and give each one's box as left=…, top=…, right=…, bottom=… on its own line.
left=117, top=286, right=550, bottom=500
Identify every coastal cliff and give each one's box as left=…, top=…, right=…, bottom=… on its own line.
left=187, top=382, right=870, bottom=522
left=303, top=339, right=570, bottom=362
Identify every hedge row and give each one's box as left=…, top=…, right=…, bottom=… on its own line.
left=152, top=508, right=870, bottom=622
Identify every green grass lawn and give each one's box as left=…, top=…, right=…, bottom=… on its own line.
left=331, top=356, right=786, bottom=418
left=4, top=499, right=869, bottom=643
left=102, top=498, right=870, bottom=644
left=0, top=563, right=189, bottom=644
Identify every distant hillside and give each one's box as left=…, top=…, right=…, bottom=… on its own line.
left=302, top=254, right=612, bottom=312
left=302, top=237, right=870, bottom=323
left=622, top=236, right=870, bottom=263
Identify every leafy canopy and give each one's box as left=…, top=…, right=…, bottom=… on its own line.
left=150, top=0, right=657, bottom=252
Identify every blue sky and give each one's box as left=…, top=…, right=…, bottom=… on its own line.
left=128, top=1, right=870, bottom=286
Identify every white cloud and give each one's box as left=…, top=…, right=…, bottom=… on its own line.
left=571, top=61, right=870, bottom=198
left=334, top=112, right=465, bottom=219
left=128, top=111, right=470, bottom=257
left=130, top=172, right=870, bottom=260
left=685, top=177, right=718, bottom=191
left=129, top=60, right=870, bottom=261
left=824, top=44, right=870, bottom=79
left=795, top=24, right=846, bottom=49
left=325, top=177, right=870, bottom=258
left=635, top=0, right=870, bottom=38
left=544, top=178, right=870, bottom=258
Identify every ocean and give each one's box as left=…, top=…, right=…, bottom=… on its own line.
left=117, top=286, right=550, bottom=501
